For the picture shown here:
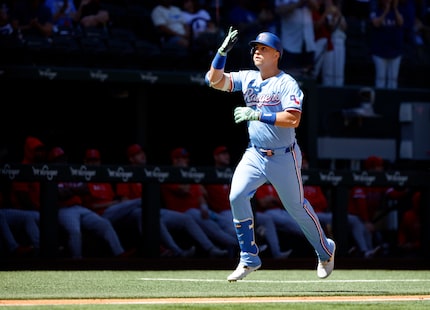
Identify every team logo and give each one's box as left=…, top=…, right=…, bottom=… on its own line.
left=143, top=167, right=169, bottom=183
left=70, top=165, right=96, bottom=181
left=107, top=166, right=133, bottom=182
left=1, top=164, right=20, bottom=180
left=290, top=95, right=300, bottom=105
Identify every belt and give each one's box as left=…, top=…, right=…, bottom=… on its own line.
left=250, top=143, right=295, bottom=157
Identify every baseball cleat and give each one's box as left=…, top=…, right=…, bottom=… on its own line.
left=317, top=241, right=336, bottom=279
left=227, top=263, right=261, bottom=282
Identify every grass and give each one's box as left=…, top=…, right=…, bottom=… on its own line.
left=1, top=269, right=430, bottom=309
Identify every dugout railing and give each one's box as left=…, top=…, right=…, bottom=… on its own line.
left=1, top=163, right=429, bottom=259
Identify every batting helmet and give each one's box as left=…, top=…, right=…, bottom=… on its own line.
left=249, top=32, right=283, bottom=57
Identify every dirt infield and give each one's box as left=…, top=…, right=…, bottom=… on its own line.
left=2, top=296, right=430, bottom=305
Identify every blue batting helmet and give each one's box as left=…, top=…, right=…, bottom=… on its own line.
left=249, top=32, right=283, bottom=57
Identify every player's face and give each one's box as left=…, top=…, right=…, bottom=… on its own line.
left=252, top=44, right=279, bottom=67
left=173, top=156, right=189, bottom=167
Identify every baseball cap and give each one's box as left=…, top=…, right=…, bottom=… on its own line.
left=48, top=146, right=66, bottom=162
left=127, top=144, right=143, bottom=157
left=213, top=146, right=228, bottom=156
left=364, top=156, right=383, bottom=170
left=85, top=148, right=101, bottom=160
left=171, top=147, right=189, bottom=160
left=249, top=32, right=283, bottom=57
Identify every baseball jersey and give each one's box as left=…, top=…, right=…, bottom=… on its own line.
left=82, top=182, right=116, bottom=215
left=230, top=70, right=303, bottom=149
left=116, top=182, right=142, bottom=200
left=303, top=185, right=328, bottom=213
left=204, top=184, right=231, bottom=213
left=161, top=184, right=204, bottom=213
left=254, top=184, right=283, bottom=211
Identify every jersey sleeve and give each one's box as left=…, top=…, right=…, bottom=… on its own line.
left=280, top=77, right=303, bottom=112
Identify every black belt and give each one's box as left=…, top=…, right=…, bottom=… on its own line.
left=250, top=143, right=295, bottom=157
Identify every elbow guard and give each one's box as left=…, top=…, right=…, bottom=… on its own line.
left=205, top=72, right=231, bottom=91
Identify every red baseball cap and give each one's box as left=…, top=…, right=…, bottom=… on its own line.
left=127, top=144, right=143, bottom=157
left=48, top=147, right=66, bottom=162
left=85, top=148, right=101, bottom=160
left=213, top=146, right=228, bottom=156
left=364, top=156, right=383, bottom=170
left=171, top=147, right=189, bottom=160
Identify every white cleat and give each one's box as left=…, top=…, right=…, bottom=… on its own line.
left=317, top=242, right=336, bottom=279
left=227, top=264, right=261, bottom=282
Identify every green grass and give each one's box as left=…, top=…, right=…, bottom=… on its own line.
left=1, top=270, right=430, bottom=309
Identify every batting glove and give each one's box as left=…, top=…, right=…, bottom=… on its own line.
left=234, top=107, right=260, bottom=123
left=218, top=26, right=239, bottom=56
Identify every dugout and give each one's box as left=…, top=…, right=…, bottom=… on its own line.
left=1, top=66, right=430, bottom=264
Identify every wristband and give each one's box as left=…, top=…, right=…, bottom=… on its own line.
left=260, top=113, right=276, bottom=125
left=211, top=52, right=227, bottom=69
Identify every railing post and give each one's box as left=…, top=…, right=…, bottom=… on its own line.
left=331, top=185, right=349, bottom=257
left=39, top=181, right=59, bottom=258
left=142, top=182, right=161, bottom=258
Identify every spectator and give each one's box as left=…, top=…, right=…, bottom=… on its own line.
left=227, top=0, right=260, bottom=43
left=275, top=0, right=319, bottom=73
left=0, top=1, right=14, bottom=36
left=369, top=0, right=404, bottom=89
left=312, top=0, right=347, bottom=86
left=327, top=0, right=347, bottom=86
left=161, top=147, right=238, bottom=256
left=9, top=136, right=45, bottom=253
left=74, top=0, right=109, bottom=29
left=10, top=0, right=54, bottom=38
left=205, top=145, right=291, bottom=259
left=44, top=0, right=77, bottom=32
left=80, top=148, right=143, bottom=251
left=398, top=0, right=430, bottom=63
left=116, top=143, right=198, bottom=258
left=181, top=0, right=215, bottom=40
left=311, top=0, right=335, bottom=84
left=181, top=0, right=220, bottom=67
left=151, top=0, right=190, bottom=53
left=48, top=146, right=135, bottom=259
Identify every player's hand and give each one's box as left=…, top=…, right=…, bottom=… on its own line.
left=234, top=107, right=260, bottom=123
left=218, top=26, right=239, bottom=56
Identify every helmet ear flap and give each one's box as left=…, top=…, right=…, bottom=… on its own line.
left=250, top=46, right=256, bottom=56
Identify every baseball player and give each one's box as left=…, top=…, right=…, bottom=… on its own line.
left=205, top=27, right=336, bottom=281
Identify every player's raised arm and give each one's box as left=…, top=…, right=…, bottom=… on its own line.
left=205, top=26, right=238, bottom=91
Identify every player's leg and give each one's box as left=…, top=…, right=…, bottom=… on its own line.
left=57, top=207, right=83, bottom=258
left=163, top=209, right=228, bottom=257
left=256, top=211, right=292, bottom=259
left=185, top=208, right=238, bottom=251
left=81, top=207, right=125, bottom=257
left=227, top=149, right=266, bottom=280
left=268, top=151, right=335, bottom=278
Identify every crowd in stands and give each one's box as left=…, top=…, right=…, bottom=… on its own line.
left=0, top=135, right=424, bottom=260
left=0, top=0, right=429, bottom=87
